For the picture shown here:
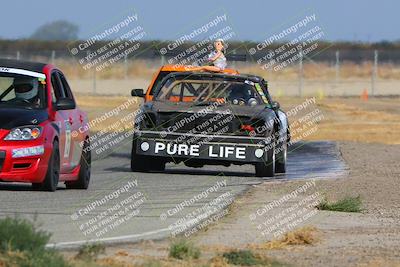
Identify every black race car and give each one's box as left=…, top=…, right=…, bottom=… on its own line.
left=130, top=72, right=289, bottom=177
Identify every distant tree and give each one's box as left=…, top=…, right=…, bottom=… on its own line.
left=31, top=20, right=79, bottom=41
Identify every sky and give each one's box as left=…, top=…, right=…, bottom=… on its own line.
left=0, top=0, right=398, bottom=42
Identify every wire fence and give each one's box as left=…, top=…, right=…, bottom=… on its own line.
left=1, top=49, right=399, bottom=97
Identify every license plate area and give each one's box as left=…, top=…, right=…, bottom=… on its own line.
left=136, top=139, right=265, bottom=162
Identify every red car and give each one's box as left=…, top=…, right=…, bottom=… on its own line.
left=0, top=59, right=91, bottom=191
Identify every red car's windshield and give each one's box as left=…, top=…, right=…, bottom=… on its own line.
left=0, top=73, right=46, bottom=109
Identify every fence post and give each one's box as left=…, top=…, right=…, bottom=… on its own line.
left=298, top=49, right=303, bottom=97
left=51, top=50, right=56, bottom=64
left=335, top=50, right=340, bottom=87
left=124, top=54, right=128, bottom=79
left=87, top=50, right=96, bottom=95
left=371, top=50, right=378, bottom=96
left=232, top=49, right=237, bottom=69
left=93, top=67, right=97, bottom=95
left=161, top=55, right=166, bottom=66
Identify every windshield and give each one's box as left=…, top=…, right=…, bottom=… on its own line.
left=155, top=76, right=268, bottom=106
left=149, top=71, right=173, bottom=96
left=0, top=73, right=46, bottom=109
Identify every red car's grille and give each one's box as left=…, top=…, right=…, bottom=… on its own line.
left=0, top=151, right=5, bottom=172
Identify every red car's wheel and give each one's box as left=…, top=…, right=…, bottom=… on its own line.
left=40, top=140, right=60, bottom=192
left=66, top=140, right=91, bottom=189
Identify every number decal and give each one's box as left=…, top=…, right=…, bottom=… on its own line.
left=64, top=120, right=71, bottom=158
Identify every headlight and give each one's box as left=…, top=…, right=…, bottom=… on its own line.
left=4, top=126, right=42, bottom=141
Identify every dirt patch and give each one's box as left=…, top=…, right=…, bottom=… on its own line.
left=251, top=226, right=320, bottom=250
left=191, top=141, right=400, bottom=267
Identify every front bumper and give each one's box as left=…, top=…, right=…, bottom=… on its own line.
left=0, top=140, right=52, bottom=183
left=134, top=130, right=272, bottom=163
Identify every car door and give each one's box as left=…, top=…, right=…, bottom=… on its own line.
left=58, top=72, right=82, bottom=170
left=50, top=71, right=77, bottom=173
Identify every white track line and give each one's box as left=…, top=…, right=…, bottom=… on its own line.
left=46, top=226, right=171, bottom=248
left=46, top=216, right=202, bottom=249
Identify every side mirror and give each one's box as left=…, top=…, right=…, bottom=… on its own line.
left=55, top=98, right=76, bottom=110
left=131, top=89, right=144, bottom=97
left=271, top=101, right=280, bottom=110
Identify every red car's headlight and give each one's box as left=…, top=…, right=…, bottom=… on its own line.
left=4, top=126, right=42, bottom=141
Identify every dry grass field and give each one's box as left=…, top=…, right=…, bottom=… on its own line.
left=75, top=94, right=400, bottom=144
left=58, top=59, right=400, bottom=96
left=57, top=59, right=400, bottom=81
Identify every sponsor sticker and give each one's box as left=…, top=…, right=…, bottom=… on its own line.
left=255, top=83, right=269, bottom=103
left=64, top=121, right=72, bottom=158
left=0, top=67, right=46, bottom=79
left=140, top=141, right=247, bottom=160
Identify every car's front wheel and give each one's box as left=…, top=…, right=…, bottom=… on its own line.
left=275, top=139, right=287, bottom=173
left=255, top=137, right=275, bottom=177
left=39, top=140, right=60, bottom=192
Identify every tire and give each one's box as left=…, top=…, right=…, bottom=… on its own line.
left=130, top=139, right=165, bottom=172
left=275, top=140, right=287, bottom=173
left=255, top=136, right=275, bottom=177
left=42, top=140, right=60, bottom=192
left=66, top=139, right=91, bottom=189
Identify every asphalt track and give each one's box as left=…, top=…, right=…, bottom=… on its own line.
left=0, top=141, right=346, bottom=248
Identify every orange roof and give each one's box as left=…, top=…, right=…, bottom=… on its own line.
left=160, top=64, right=239, bottom=74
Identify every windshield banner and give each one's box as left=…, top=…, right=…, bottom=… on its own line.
left=0, top=67, right=46, bottom=79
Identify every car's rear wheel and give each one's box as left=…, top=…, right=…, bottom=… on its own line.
left=41, top=140, right=60, bottom=192
left=255, top=136, right=275, bottom=177
left=131, top=139, right=165, bottom=172
left=66, top=139, right=91, bottom=189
